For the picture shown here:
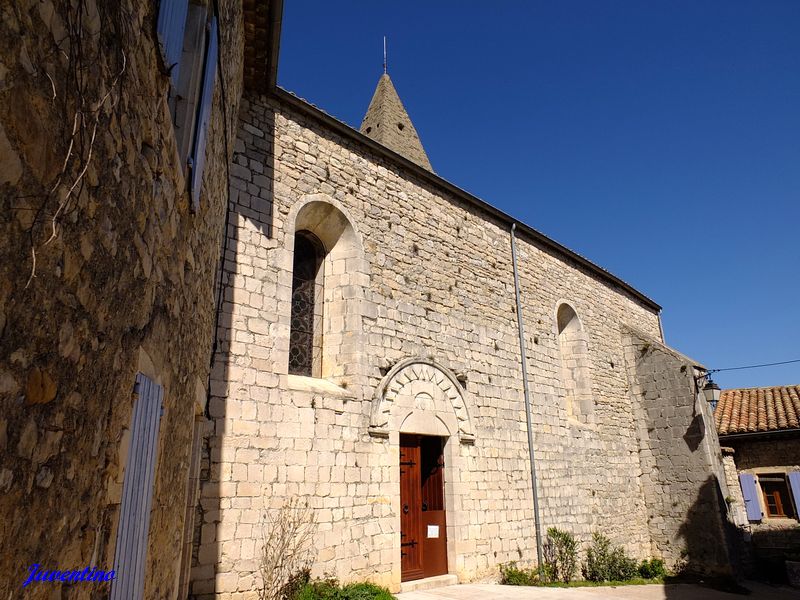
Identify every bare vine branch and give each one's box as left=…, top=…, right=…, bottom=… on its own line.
left=45, top=71, right=57, bottom=101
left=259, top=497, right=317, bottom=600
left=22, top=0, right=127, bottom=288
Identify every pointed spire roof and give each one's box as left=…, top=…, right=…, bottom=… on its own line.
left=359, top=74, right=433, bottom=171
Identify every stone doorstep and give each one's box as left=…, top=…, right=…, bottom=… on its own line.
left=400, top=574, right=459, bottom=593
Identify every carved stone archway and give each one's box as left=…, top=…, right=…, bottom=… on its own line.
left=369, top=358, right=475, bottom=444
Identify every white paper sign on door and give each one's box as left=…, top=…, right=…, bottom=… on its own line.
left=427, top=525, right=439, bottom=538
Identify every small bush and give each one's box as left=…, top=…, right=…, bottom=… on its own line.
left=338, top=583, right=395, bottom=600
left=583, top=532, right=611, bottom=581
left=542, top=527, right=578, bottom=583
left=609, top=547, right=638, bottom=581
left=293, top=578, right=394, bottom=600
left=281, top=568, right=311, bottom=600
left=582, top=532, right=639, bottom=582
left=499, top=562, right=538, bottom=586
left=638, top=558, right=667, bottom=579
left=294, top=576, right=338, bottom=600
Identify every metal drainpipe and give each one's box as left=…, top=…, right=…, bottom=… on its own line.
left=510, top=223, right=544, bottom=574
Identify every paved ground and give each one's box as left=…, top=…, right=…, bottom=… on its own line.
left=395, top=582, right=798, bottom=600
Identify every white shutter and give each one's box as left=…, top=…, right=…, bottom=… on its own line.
left=189, top=16, right=219, bottom=211
left=110, top=373, right=163, bottom=600
left=156, top=0, right=190, bottom=86
left=739, top=473, right=762, bottom=522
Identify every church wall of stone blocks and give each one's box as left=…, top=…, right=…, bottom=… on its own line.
left=189, top=90, right=730, bottom=598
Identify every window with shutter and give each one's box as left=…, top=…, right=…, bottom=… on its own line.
left=739, top=473, right=762, bottom=522
left=789, top=472, right=800, bottom=517
left=157, top=1, right=219, bottom=211
left=156, top=0, right=190, bottom=86
left=109, top=374, right=164, bottom=600
left=759, top=475, right=794, bottom=518
left=189, top=16, right=219, bottom=211
left=172, top=3, right=210, bottom=163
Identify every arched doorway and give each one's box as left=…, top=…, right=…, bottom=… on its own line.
left=369, top=358, right=475, bottom=586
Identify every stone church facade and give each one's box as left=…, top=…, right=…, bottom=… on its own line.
left=191, top=51, right=735, bottom=597
left=1, top=1, right=736, bottom=599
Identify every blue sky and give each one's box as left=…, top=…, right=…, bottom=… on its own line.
left=278, top=1, right=800, bottom=390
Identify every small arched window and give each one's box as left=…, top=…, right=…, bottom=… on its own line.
left=287, top=199, right=366, bottom=382
left=289, top=231, right=325, bottom=377
left=557, top=303, right=594, bottom=422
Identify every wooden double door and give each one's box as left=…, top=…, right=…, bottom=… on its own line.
left=400, top=434, right=448, bottom=582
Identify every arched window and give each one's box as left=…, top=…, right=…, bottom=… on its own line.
left=286, top=199, right=366, bottom=382
left=557, top=303, right=594, bottom=422
left=289, top=231, right=325, bottom=376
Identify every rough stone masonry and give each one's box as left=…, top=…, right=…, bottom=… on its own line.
left=0, top=1, right=243, bottom=597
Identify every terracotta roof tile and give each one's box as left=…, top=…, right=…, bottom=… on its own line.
left=715, top=385, right=800, bottom=436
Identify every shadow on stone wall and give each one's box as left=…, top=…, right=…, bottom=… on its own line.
left=748, top=527, right=800, bottom=584
left=662, top=475, right=751, bottom=598
left=682, top=413, right=705, bottom=453
left=623, top=326, right=736, bottom=575
left=189, top=97, right=276, bottom=599
left=677, top=475, right=739, bottom=575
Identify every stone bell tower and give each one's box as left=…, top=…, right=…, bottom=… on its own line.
left=360, top=73, right=433, bottom=172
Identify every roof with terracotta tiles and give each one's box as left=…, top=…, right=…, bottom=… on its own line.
left=714, top=385, right=800, bottom=436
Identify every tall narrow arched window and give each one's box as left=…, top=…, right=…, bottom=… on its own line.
left=557, top=303, right=594, bottom=422
left=289, top=231, right=325, bottom=377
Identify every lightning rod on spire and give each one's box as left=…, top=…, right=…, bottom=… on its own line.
left=383, top=36, right=387, bottom=74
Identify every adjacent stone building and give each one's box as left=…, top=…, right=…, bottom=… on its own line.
left=716, top=385, right=800, bottom=579
left=0, top=1, right=277, bottom=598
left=1, top=1, right=738, bottom=599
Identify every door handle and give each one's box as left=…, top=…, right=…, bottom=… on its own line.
left=403, top=504, right=409, bottom=514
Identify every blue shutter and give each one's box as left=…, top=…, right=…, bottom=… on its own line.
left=156, top=0, right=189, bottom=86
left=789, top=472, right=800, bottom=515
left=189, top=16, right=219, bottom=212
left=110, top=374, right=164, bottom=600
left=739, top=473, right=762, bottom=522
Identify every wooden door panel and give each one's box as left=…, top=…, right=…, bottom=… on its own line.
left=420, top=436, right=447, bottom=578
left=420, top=510, right=447, bottom=577
left=401, top=434, right=448, bottom=582
left=400, top=435, right=423, bottom=581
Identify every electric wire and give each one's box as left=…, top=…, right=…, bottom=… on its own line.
left=708, top=358, right=800, bottom=374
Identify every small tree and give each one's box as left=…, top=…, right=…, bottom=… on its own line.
left=542, top=527, right=578, bottom=583
left=259, top=497, right=317, bottom=600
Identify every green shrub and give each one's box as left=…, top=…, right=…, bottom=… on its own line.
left=281, top=568, right=311, bottom=600
left=638, top=558, right=667, bottom=579
left=542, top=527, right=578, bottom=583
left=582, top=532, right=639, bottom=582
left=338, top=583, right=394, bottom=600
left=608, top=547, right=638, bottom=581
left=294, top=578, right=339, bottom=600
left=292, top=578, right=395, bottom=600
left=583, top=532, right=612, bottom=581
left=499, top=562, right=538, bottom=586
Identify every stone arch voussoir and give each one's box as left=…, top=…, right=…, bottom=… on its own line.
left=369, top=358, right=475, bottom=444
